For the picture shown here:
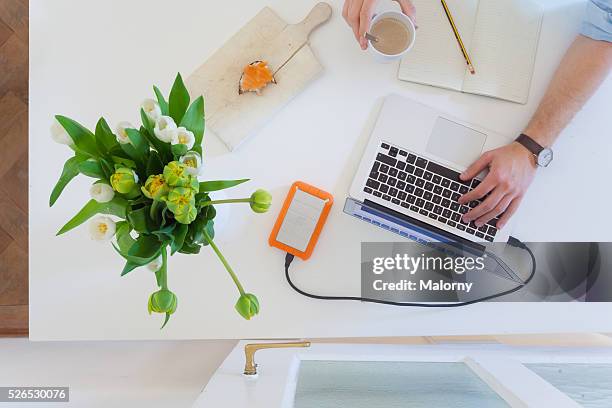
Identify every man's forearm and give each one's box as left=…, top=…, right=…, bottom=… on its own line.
left=524, top=35, right=612, bottom=147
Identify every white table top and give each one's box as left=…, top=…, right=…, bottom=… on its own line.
left=30, top=0, right=612, bottom=340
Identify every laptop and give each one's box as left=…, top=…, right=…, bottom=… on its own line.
left=345, top=94, right=516, bottom=248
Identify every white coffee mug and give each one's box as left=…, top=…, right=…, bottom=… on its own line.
left=367, top=10, right=416, bottom=63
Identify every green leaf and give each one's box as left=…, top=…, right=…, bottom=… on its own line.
left=78, top=159, right=105, bottom=178
left=154, top=85, right=169, bottom=116
left=128, top=234, right=162, bottom=259
left=195, top=192, right=209, bottom=206
left=152, top=221, right=176, bottom=242
left=199, top=203, right=216, bottom=220
left=146, top=151, right=164, bottom=176
left=115, top=221, right=135, bottom=253
left=121, top=260, right=142, bottom=276
left=178, top=241, right=201, bottom=254
left=57, top=197, right=128, bottom=235
left=161, top=312, right=172, bottom=329
left=180, top=96, right=205, bottom=147
left=127, top=206, right=155, bottom=233
left=113, top=244, right=160, bottom=274
left=140, top=108, right=153, bottom=131
left=199, top=179, right=249, bottom=192
left=171, top=224, right=188, bottom=254
left=95, top=118, right=119, bottom=155
left=99, top=158, right=114, bottom=179
left=140, top=111, right=171, bottom=162
left=202, top=220, right=215, bottom=246
left=125, top=128, right=149, bottom=163
left=49, top=155, right=85, bottom=206
left=113, top=234, right=161, bottom=273
left=55, top=115, right=99, bottom=157
left=190, top=216, right=213, bottom=245
left=110, top=155, right=136, bottom=169
left=168, top=73, right=190, bottom=124
left=171, top=143, right=188, bottom=157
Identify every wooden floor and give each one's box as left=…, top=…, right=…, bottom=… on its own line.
left=0, top=0, right=28, bottom=337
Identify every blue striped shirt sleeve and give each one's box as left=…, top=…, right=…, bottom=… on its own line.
left=581, top=0, right=612, bottom=41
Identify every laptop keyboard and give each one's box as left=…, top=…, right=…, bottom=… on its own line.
left=363, top=142, right=498, bottom=242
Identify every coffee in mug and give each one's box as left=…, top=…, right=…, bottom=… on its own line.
left=370, top=17, right=412, bottom=55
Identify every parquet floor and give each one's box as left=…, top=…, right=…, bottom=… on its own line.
left=0, top=0, right=28, bottom=337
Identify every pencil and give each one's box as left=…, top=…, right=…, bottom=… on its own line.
left=440, top=0, right=475, bottom=75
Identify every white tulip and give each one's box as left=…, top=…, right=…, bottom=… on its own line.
left=115, top=122, right=134, bottom=145
left=88, top=216, right=116, bottom=241
left=141, top=99, right=162, bottom=122
left=89, top=183, right=115, bottom=203
left=147, top=255, right=163, bottom=273
left=172, top=127, right=196, bottom=150
left=50, top=119, right=73, bottom=145
left=179, top=151, right=203, bottom=175
left=154, top=116, right=177, bottom=143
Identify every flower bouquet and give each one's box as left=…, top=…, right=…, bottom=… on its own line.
left=49, top=73, right=270, bottom=327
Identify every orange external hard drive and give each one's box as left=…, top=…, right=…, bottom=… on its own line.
left=269, top=181, right=333, bottom=260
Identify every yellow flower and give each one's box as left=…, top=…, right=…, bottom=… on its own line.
left=141, top=174, right=169, bottom=200
left=166, top=187, right=197, bottom=224
left=163, top=161, right=190, bottom=187
left=110, top=168, right=138, bottom=194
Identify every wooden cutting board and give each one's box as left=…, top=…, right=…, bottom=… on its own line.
left=186, top=3, right=332, bottom=151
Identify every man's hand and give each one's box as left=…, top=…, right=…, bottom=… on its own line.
left=342, top=0, right=416, bottom=50
left=458, top=143, right=537, bottom=229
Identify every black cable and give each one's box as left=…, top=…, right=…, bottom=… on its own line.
left=284, top=236, right=536, bottom=307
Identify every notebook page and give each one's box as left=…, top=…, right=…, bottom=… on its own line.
left=398, top=0, right=479, bottom=91
left=462, top=0, right=543, bottom=104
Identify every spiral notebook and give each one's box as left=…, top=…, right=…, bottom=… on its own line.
left=398, top=0, right=543, bottom=104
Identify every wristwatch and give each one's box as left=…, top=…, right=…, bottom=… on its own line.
left=515, top=133, right=553, bottom=167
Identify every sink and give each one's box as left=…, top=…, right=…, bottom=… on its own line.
left=527, top=363, right=612, bottom=408
left=293, top=360, right=510, bottom=408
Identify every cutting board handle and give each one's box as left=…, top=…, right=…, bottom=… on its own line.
left=297, top=2, right=333, bottom=37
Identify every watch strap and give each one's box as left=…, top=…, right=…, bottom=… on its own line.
left=515, top=133, right=544, bottom=156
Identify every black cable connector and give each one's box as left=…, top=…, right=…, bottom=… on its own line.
left=284, top=237, right=536, bottom=307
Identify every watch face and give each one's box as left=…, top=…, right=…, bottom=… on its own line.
left=537, top=148, right=553, bottom=167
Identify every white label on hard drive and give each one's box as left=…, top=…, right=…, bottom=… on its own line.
left=276, top=189, right=326, bottom=252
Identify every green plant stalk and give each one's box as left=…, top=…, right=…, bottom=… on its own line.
left=203, top=230, right=245, bottom=295
left=160, top=245, right=168, bottom=290
left=200, top=198, right=250, bottom=207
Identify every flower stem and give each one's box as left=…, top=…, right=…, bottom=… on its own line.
left=203, top=230, right=245, bottom=295
left=200, top=198, right=251, bottom=207
left=150, top=200, right=160, bottom=220
left=160, top=245, right=168, bottom=290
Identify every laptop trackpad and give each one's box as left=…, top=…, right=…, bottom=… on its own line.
left=426, top=117, right=487, bottom=168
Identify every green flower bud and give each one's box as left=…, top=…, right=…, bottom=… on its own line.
left=147, top=289, right=178, bottom=315
left=235, top=293, right=260, bottom=320
left=166, top=187, right=197, bottom=224
left=141, top=174, right=169, bottom=200
left=110, top=167, right=138, bottom=194
left=163, top=161, right=190, bottom=187
left=250, top=189, right=272, bottom=213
